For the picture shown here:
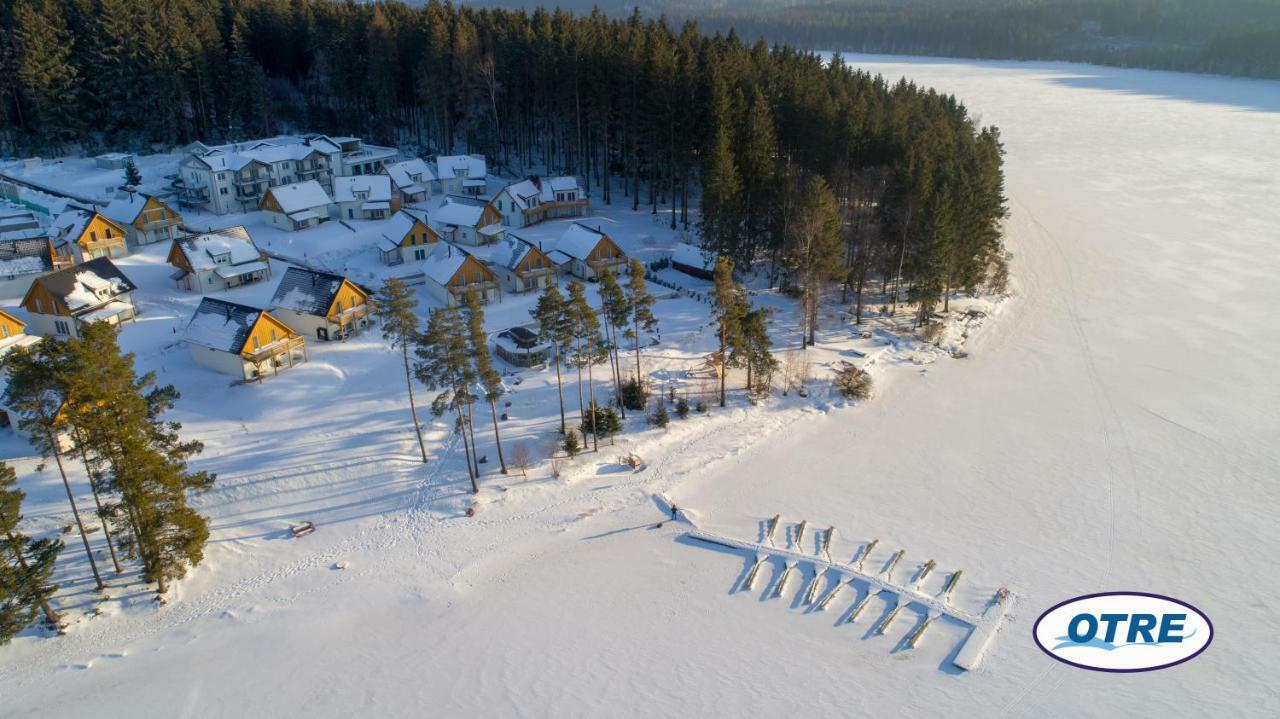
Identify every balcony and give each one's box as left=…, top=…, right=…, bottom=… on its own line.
left=242, top=334, right=306, bottom=366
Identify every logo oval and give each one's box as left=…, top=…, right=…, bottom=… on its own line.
left=1033, top=592, right=1212, bottom=672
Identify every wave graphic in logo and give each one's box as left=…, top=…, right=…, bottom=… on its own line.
left=1034, top=592, right=1212, bottom=672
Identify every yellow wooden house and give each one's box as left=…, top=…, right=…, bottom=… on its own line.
left=101, top=193, right=184, bottom=246
left=184, top=297, right=307, bottom=381
left=420, top=244, right=500, bottom=306
left=49, top=205, right=129, bottom=266
left=269, top=267, right=371, bottom=341
left=379, top=209, right=440, bottom=265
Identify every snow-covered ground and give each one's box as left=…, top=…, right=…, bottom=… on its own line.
left=2, top=55, right=1279, bottom=717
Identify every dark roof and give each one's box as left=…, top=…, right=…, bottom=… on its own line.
left=270, top=266, right=349, bottom=317
left=0, top=236, right=53, bottom=274
left=500, top=326, right=540, bottom=349
left=184, top=297, right=261, bottom=353
left=33, top=256, right=136, bottom=303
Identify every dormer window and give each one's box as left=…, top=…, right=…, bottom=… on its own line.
left=212, top=252, right=231, bottom=265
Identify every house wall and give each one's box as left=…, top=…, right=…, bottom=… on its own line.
left=127, top=197, right=183, bottom=246
left=272, top=309, right=329, bottom=341
left=188, top=343, right=250, bottom=379
left=24, top=312, right=76, bottom=339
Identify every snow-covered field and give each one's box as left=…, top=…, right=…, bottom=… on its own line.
left=2, top=55, right=1278, bottom=717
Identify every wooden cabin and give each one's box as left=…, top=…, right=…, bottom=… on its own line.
left=48, top=205, right=129, bottom=266
left=19, top=257, right=137, bottom=338
left=101, top=193, right=183, bottom=246
left=184, top=297, right=307, bottom=381
left=420, top=244, right=500, bottom=306
left=378, top=209, right=439, bottom=266
left=269, top=267, right=371, bottom=341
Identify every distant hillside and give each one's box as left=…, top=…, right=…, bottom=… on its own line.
left=466, top=0, right=1280, bottom=79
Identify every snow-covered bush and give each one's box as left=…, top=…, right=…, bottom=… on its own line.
left=834, top=365, right=873, bottom=400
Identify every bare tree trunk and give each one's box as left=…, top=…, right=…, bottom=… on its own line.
left=404, top=345, right=428, bottom=463
left=488, top=398, right=507, bottom=474
left=49, top=436, right=103, bottom=591
left=455, top=403, right=478, bottom=494
left=552, top=348, right=567, bottom=434
left=74, top=429, right=121, bottom=574
left=586, top=358, right=599, bottom=452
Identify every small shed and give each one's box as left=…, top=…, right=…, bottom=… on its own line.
left=95, top=152, right=135, bottom=170
left=494, top=326, right=550, bottom=367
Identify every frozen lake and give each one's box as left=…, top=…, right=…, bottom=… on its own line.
left=3, top=56, right=1278, bottom=716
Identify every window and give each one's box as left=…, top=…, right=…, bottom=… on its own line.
left=414, top=248, right=426, bottom=261
left=34, top=298, right=43, bottom=314
left=55, top=320, right=70, bottom=336
left=1, top=325, right=8, bottom=338
left=252, top=336, right=260, bottom=350
left=220, top=187, right=228, bottom=196
left=90, top=230, right=97, bottom=242
left=270, top=329, right=278, bottom=342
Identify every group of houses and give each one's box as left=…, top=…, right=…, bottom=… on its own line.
left=377, top=209, right=626, bottom=307
left=183, top=267, right=370, bottom=382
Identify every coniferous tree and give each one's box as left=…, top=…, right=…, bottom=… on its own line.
left=623, top=259, right=656, bottom=384
left=786, top=174, right=845, bottom=347
left=565, top=280, right=604, bottom=452
left=596, top=269, right=629, bottom=419
left=1, top=461, right=62, bottom=641
left=374, top=278, right=428, bottom=463
left=61, top=323, right=211, bottom=595
left=711, top=256, right=749, bottom=408
left=698, top=74, right=743, bottom=263
left=531, top=282, right=573, bottom=436
left=742, top=308, right=778, bottom=394
left=463, top=289, right=506, bottom=475
left=123, top=157, right=142, bottom=187
left=1, top=343, right=103, bottom=591
left=11, top=0, right=80, bottom=152
left=416, top=304, right=479, bottom=492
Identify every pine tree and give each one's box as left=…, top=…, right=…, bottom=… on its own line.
left=416, top=304, right=479, bottom=492
left=531, top=282, right=573, bottom=435
left=786, top=174, right=845, bottom=346
left=743, top=308, right=778, bottom=394
left=1, top=342, right=103, bottom=591
left=596, top=269, right=629, bottom=419
left=12, top=0, right=81, bottom=151
left=374, top=279, right=428, bottom=463
left=123, top=157, right=142, bottom=187
left=565, top=280, right=604, bottom=452
left=60, top=324, right=211, bottom=595
left=711, top=256, right=749, bottom=407
left=623, top=259, right=657, bottom=383
left=1, top=461, right=62, bottom=641
left=698, top=74, right=743, bottom=263
left=463, top=289, right=506, bottom=475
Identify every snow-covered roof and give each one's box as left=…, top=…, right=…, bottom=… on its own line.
left=549, top=223, right=612, bottom=262
left=29, top=257, right=135, bottom=314
left=270, top=267, right=356, bottom=317
left=420, top=244, right=471, bottom=286
left=266, top=181, right=332, bottom=214
left=671, top=242, right=714, bottom=272
left=433, top=196, right=489, bottom=229
left=497, top=176, right=583, bottom=211
left=379, top=209, right=430, bottom=250
left=384, top=158, right=435, bottom=190
left=0, top=209, right=42, bottom=233
left=100, top=193, right=150, bottom=226
left=190, top=135, right=338, bottom=171
left=436, top=155, right=486, bottom=181
left=174, top=226, right=263, bottom=272
left=184, top=297, right=260, bottom=353
left=0, top=237, right=53, bottom=276
left=49, top=205, right=111, bottom=242
left=333, top=175, right=392, bottom=204
left=468, top=234, right=537, bottom=271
